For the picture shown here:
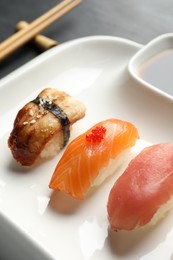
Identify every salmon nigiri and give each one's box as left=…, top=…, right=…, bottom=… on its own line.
left=107, top=143, right=173, bottom=231
left=49, top=118, right=139, bottom=199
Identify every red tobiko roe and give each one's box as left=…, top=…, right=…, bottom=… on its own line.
left=86, top=126, right=106, bottom=143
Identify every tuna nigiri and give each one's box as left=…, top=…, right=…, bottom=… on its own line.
left=107, top=143, right=173, bottom=231
left=49, top=118, right=139, bottom=199
left=8, top=88, right=86, bottom=166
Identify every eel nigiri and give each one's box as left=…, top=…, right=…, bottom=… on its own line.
left=107, top=143, right=173, bottom=231
left=49, top=118, right=139, bottom=199
left=8, top=88, right=86, bottom=166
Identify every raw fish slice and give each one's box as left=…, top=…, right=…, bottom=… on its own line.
left=107, top=143, right=173, bottom=231
left=49, top=118, right=139, bottom=199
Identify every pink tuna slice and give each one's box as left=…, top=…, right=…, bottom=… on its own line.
left=107, top=143, right=173, bottom=231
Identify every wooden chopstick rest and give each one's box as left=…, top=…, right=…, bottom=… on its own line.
left=15, top=21, right=58, bottom=51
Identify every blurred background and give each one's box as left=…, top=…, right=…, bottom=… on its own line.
left=0, top=0, right=173, bottom=79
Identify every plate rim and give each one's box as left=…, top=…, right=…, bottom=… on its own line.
left=0, top=35, right=142, bottom=86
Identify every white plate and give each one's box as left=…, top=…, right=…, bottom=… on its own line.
left=1, top=36, right=173, bottom=260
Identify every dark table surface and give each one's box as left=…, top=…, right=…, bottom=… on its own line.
left=0, top=0, right=173, bottom=80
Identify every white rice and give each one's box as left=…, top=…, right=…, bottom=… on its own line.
left=40, top=131, right=64, bottom=159
left=92, top=148, right=133, bottom=187
left=149, top=196, right=173, bottom=226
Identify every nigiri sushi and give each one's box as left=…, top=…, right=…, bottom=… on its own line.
left=107, top=143, right=173, bottom=231
left=8, top=88, right=86, bottom=166
left=49, top=118, right=139, bottom=199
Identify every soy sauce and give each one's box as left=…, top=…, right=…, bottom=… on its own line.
left=138, top=49, right=173, bottom=95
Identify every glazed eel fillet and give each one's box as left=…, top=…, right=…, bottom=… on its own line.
left=8, top=88, right=86, bottom=166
